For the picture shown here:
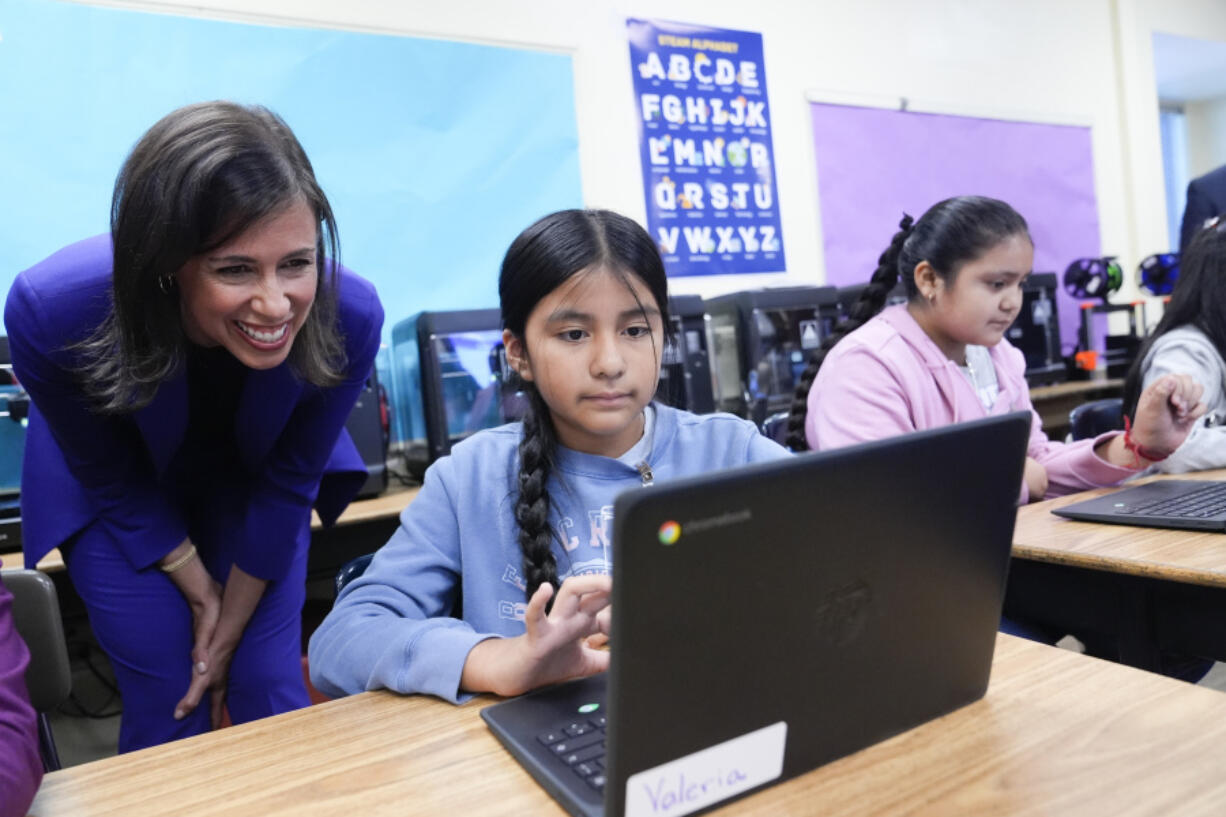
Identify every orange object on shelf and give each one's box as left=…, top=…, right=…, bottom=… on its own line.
left=1074, top=350, right=1099, bottom=371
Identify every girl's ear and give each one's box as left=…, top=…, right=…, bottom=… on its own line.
left=503, top=328, right=533, bottom=382
left=913, top=260, right=940, bottom=302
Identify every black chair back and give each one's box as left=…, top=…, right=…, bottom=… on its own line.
left=759, top=410, right=791, bottom=448
left=1068, top=397, right=1125, bottom=441
left=334, top=553, right=375, bottom=598
left=3, top=569, right=71, bottom=771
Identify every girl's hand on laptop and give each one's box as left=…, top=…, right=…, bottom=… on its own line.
left=585, top=605, right=613, bottom=649
left=1023, top=457, right=1048, bottom=501
left=461, top=575, right=612, bottom=697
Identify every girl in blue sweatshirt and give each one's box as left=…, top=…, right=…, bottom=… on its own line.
left=309, top=209, right=790, bottom=702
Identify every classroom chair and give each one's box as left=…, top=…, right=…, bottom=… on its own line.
left=334, top=553, right=374, bottom=598
left=330, top=552, right=463, bottom=619
left=300, top=553, right=378, bottom=707
left=3, top=568, right=72, bottom=771
left=1068, top=397, right=1125, bottom=441
left=759, top=410, right=792, bottom=448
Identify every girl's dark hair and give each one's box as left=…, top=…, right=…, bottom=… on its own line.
left=76, top=100, right=346, bottom=412
left=786, top=195, right=1032, bottom=450
left=500, top=209, right=671, bottom=602
left=1123, top=218, right=1226, bottom=417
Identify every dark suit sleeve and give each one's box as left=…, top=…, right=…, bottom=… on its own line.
left=1181, top=179, right=1218, bottom=252
left=5, top=273, right=188, bottom=570
left=233, top=278, right=384, bottom=581
left=0, top=581, right=43, bottom=817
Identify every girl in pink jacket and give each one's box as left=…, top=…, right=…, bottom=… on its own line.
left=787, top=196, right=1203, bottom=503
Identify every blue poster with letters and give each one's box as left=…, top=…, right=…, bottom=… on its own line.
left=627, top=19, right=785, bottom=276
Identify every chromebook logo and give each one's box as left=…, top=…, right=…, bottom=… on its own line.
left=658, top=521, right=681, bottom=545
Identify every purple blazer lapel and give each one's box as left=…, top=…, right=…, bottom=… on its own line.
left=133, top=369, right=188, bottom=477
left=234, top=363, right=303, bottom=470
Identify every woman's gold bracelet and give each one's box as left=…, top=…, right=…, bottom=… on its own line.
left=160, top=544, right=198, bottom=574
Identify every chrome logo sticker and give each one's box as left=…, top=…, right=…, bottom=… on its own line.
left=658, top=521, right=681, bottom=545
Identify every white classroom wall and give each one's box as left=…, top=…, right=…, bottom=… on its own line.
left=79, top=0, right=1226, bottom=302
left=1184, top=97, right=1226, bottom=180
left=1118, top=0, right=1226, bottom=268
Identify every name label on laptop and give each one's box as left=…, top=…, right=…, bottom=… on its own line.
left=625, top=721, right=787, bottom=817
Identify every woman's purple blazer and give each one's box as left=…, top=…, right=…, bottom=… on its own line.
left=4, top=235, right=384, bottom=581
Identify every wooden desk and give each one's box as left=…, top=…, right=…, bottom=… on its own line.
left=1008, top=470, right=1226, bottom=669
left=1013, top=470, right=1226, bottom=587
left=310, top=484, right=418, bottom=530
left=28, top=635, right=1226, bottom=816
left=306, top=485, right=418, bottom=581
left=0, top=549, right=63, bottom=572
left=0, top=485, right=419, bottom=577
left=1028, top=377, right=1123, bottom=440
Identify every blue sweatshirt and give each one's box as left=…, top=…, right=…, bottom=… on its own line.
left=308, top=404, right=790, bottom=702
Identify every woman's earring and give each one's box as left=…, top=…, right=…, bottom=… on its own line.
left=157, top=274, right=175, bottom=295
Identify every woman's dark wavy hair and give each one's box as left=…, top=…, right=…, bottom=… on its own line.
left=75, top=100, right=346, bottom=412
left=785, top=195, right=1032, bottom=450
left=500, top=209, right=671, bottom=602
left=1123, top=217, right=1226, bottom=418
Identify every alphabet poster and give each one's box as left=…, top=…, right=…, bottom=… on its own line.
left=628, top=19, right=785, bottom=276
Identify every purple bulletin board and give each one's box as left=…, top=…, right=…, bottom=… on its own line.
left=810, top=102, right=1101, bottom=354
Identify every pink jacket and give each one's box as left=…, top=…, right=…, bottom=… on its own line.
left=806, top=305, right=1135, bottom=503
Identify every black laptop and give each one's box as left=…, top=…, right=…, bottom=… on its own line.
left=1052, top=478, right=1226, bottom=530
left=482, top=412, right=1031, bottom=817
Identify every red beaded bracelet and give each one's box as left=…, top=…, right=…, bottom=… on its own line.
left=1122, top=415, right=1171, bottom=468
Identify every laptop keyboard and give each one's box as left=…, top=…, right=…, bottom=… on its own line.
left=536, top=715, right=608, bottom=792
left=1118, top=482, right=1226, bottom=518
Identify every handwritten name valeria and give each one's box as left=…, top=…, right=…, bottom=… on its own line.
left=642, top=768, right=750, bottom=813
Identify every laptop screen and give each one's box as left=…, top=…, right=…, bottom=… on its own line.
left=1005, top=274, right=1062, bottom=376
left=0, top=385, right=25, bottom=497
left=748, top=306, right=830, bottom=412
left=429, top=325, right=693, bottom=433
left=428, top=329, right=526, bottom=444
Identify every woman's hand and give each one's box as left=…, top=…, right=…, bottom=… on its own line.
left=461, top=575, right=612, bottom=698
left=173, top=635, right=237, bottom=727
left=1023, top=457, right=1049, bottom=502
left=164, top=559, right=268, bottom=727
left=161, top=541, right=221, bottom=679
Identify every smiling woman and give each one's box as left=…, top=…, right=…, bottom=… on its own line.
left=70, top=101, right=350, bottom=415
left=3, top=101, right=384, bottom=755
left=176, top=199, right=320, bottom=368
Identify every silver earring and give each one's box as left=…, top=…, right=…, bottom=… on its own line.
left=157, top=274, right=175, bottom=294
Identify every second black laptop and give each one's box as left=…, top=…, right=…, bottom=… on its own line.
left=1052, top=478, right=1226, bottom=531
